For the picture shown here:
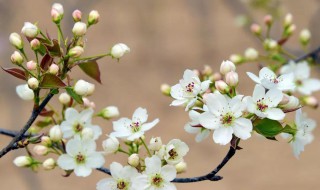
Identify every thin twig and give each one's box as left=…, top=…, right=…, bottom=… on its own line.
left=295, top=45, right=320, bottom=62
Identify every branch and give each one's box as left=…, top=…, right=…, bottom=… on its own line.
left=0, top=90, right=55, bottom=158
left=295, top=45, right=320, bottom=62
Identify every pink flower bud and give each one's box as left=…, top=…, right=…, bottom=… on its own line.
left=83, top=97, right=96, bottom=109
left=220, top=60, right=236, bottom=75
left=49, top=64, right=59, bottom=75
left=279, top=94, right=290, bottom=105
left=72, top=10, right=82, bottom=22
left=51, top=3, right=64, bottom=23
left=72, top=22, right=87, bottom=36
left=9, top=33, right=23, bottom=49
left=264, top=15, right=273, bottom=26
left=68, top=46, right=84, bottom=58
left=212, top=72, right=222, bottom=81
left=215, top=80, right=229, bottom=93
left=225, top=71, right=239, bottom=87
left=250, top=23, right=261, bottom=35
left=11, top=51, right=24, bottom=65
left=88, top=10, right=100, bottom=25
left=33, top=145, right=48, bottom=156
left=304, top=96, right=318, bottom=108
left=27, top=77, right=39, bottom=89
left=26, top=60, right=37, bottom=70
left=30, top=39, right=41, bottom=50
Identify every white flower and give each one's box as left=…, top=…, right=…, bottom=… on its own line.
left=283, top=109, right=316, bottom=158
left=247, top=67, right=295, bottom=91
left=132, top=155, right=177, bottom=190
left=102, top=136, right=119, bottom=154
left=170, top=69, right=211, bottom=111
left=60, top=108, right=102, bottom=140
left=57, top=138, right=104, bottom=177
left=110, top=43, right=130, bottom=59
left=164, top=139, right=189, bottom=165
left=184, top=108, right=210, bottom=143
left=21, top=22, right=39, bottom=38
left=246, top=85, right=285, bottom=120
left=110, top=107, right=159, bottom=141
left=280, top=61, right=320, bottom=95
left=97, top=162, right=139, bottom=190
left=199, top=93, right=252, bottom=145
left=16, top=84, right=34, bottom=100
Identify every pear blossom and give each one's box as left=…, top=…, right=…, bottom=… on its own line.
left=132, top=155, right=177, bottom=190
left=164, top=139, right=189, bottom=165
left=199, top=93, right=252, bottom=145
left=170, top=69, right=211, bottom=111
left=184, top=108, right=210, bottom=142
left=110, top=107, right=159, bottom=141
left=16, top=84, right=34, bottom=100
left=97, top=162, right=139, bottom=190
left=246, top=85, right=285, bottom=120
left=280, top=61, right=320, bottom=95
left=60, top=108, right=102, bottom=140
left=247, top=67, right=295, bottom=91
left=57, top=138, right=104, bottom=177
left=282, top=109, right=316, bottom=158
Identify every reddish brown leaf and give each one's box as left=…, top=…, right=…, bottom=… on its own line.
left=39, top=108, right=54, bottom=117
left=78, top=60, right=101, bottom=83
left=40, top=54, right=53, bottom=71
left=44, top=39, right=62, bottom=57
left=40, top=74, right=66, bottom=88
left=1, top=67, right=27, bottom=80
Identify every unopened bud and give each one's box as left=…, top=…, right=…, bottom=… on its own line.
left=160, top=84, right=171, bottom=96
left=225, top=71, right=239, bottom=87
left=175, top=161, right=187, bottom=173
left=215, top=80, right=229, bottom=93
left=9, top=33, right=23, bottom=49
left=128, top=154, right=140, bottom=167
left=74, top=79, right=95, bottom=96
left=100, top=106, right=120, bottom=119
left=51, top=3, right=64, bottom=23
left=149, top=137, right=162, bottom=151
left=220, top=60, right=236, bottom=75
left=102, top=136, right=120, bottom=154
left=59, top=92, right=71, bottom=105
left=72, top=22, right=87, bottom=36
left=21, top=22, right=39, bottom=38
left=229, top=54, right=244, bottom=64
left=11, top=51, right=24, bottom=65
left=26, top=60, right=37, bottom=70
left=33, top=145, right=48, bottom=156
left=43, top=158, right=56, bottom=170
left=83, top=98, right=96, bottom=109
left=41, top=136, right=52, bottom=147
left=244, top=48, right=258, bottom=61
left=30, top=39, right=41, bottom=51
left=202, top=65, right=213, bottom=76
left=285, top=24, right=296, bottom=36
left=88, top=10, right=100, bottom=25
left=110, top=43, right=130, bottom=59
left=264, top=39, right=278, bottom=51
left=251, top=23, right=261, bottom=35
left=303, top=96, right=318, bottom=108
left=284, top=13, right=293, bottom=28
left=81, top=128, right=94, bottom=140
left=282, top=95, right=300, bottom=110
left=27, top=77, right=39, bottom=89
left=13, top=156, right=33, bottom=167
left=68, top=46, right=84, bottom=58
left=49, top=125, right=62, bottom=142
left=212, top=72, right=222, bottom=81
left=279, top=94, right=290, bottom=105
left=300, top=29, right=311, bottom=46
left=264, top=15, right=273, bottom=26
left=49, top=64, right=59, bottom=75
left=72, top=10, right=82, bottom=22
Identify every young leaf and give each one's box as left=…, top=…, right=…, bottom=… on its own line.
left=40, top=54, right=53, bottom=71
left=253, top=118, right=283, bottom=138
left=1, top=67, right=27, bottom=80
left=35, top=118, right=52, bottom=128
left=66, top=87, right=83, bottom=104
left=44, top=39, right=62, bottom=57
left=78, top=60, right=101, bottom=83
left=40, top=74, right=66, bottom=88
left=39, top=108, right=54, bottom=117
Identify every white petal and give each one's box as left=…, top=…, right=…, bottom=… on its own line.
left=170, top=99, right=187, bottom=106
left=204, top=93, right=228, bottom=116
left=195, top=129, right=210, bottom=142
left=161, top=165, right=176, bottom=181
left=132, top=107, right=148, bottom=123
left=96, top=178, right=117, bottom=190
left=127, top=131, right=144, bottom=141
left=81, top=139, right=97, bottom=153
left=79, top=109, right=94, bottom=124
left=233, top=118, right=253, bottom=140
left=74, top=165, right=92, bottom=177
left=170, top=84, right=185, bottom=100
left=189, top=110, right=200, bottom=123
left=131, top=175, right=149, bottom=190
left=16, top=84, right=34, bottom=100
left=295, top=61, right=310, bottom=79
left=299, top=79, right=320, bottom=95
left=145, top=156, right=161, bottom=174
left=212, top=127, right=233, bottom=145
left=265, top=108, right=285, bottom=120
left=66, top=138, right=81, bottom=156
left=200, top=80, right=211, bottom=92
left=141, top=119, right=159, bottom=131
left=246, top=72, right=261, bottom=84
left=252, top=85, right=265, bottom=101
left=199, top=112, right=220, bottom=129
left=265, top=88, right=283, bottom=107
left=259, top=67, right=276, bottom=80
left=184, top=124, right=199, bottom=134
left=88, top=125, right=102, bottom=140
left=86, top=152, right=105, bottom=168
left=183, top=69, right=197, bottom=81
left=159, top=182, right=177, bottom=190
left=110, top=162, right=123, bottom=179
left=109, top=131, right=132, bottom=139
left=57, top=154, right=76, bottom=170
left=229, top=97, right=245, bottom=117
left=113, top=118, right=132, bottom=131
left=279, top=62, right=295, bottom=74
left=65, top=108, right=79, bottom=122
left=277, top=73, right=295, bottom=91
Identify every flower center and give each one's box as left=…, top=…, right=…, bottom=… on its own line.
left=130, top=121, right=140, bottom=132
left=221, top=113, right=234, bottom=126
left=168, top=148, right=178, bottom=160
left=75, top=153, right=86, bottom=164
left=296, top=80, right=302, bottom=86
left=73, top=123, right=84, bottom=133
left=116, top=180, right=128, bottom=190
left=185, top=82, right=195, bottom=92
left=151, top=174, right=164, bottom=187
left=257, top=98, right=268, bottom=112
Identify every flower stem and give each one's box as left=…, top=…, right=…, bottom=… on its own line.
left=140, top=137, right=151, bottom=157
left=118, top=148, right=130, bottom=155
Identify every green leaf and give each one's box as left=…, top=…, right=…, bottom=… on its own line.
left=74, top=54, right=108, bottom=65
left=254, top=118, right=284, bottom=138
left=282, top=125, right=297, bottom=136
left=1, top=67, right=27, bottom=80
left=78, top=60, right=101, bottom=83
left=66, top=87, right=83, bottom=104
left=40, top=74, right=66, bottom=88
left=35, top=118, right=52, bottom=128
left=271, top=54, right=286, bottom=64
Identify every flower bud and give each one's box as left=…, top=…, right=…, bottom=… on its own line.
left=282, top=95, right=300, bottom=110
left=81, top=127, right=94, bottom=140
left=160, top=84, right=171, bottom=96
left=285, top=24, right=296, bottom=36
left=68, top=46, right=84, bottom=58
left=43, top=158, right=56, bottom=170
left=49, top=64, right=59, bottom=75
left=72, top=22, right=87, bottom=36
left=33, top=145, right=48, bottom=156
left=21, top=22, right=39, bottom=38
left=26, top=60, right=37, bottom=70
left=49, top=125, right=62, bottom=142
left=51, top=3, right=64, bottom=23
left=264, top=15, right=273, bottom=26
left=30, top=38, right=41, bottom=51
left=225, top=71, right=239, bottom=87
left=244, top=48, right=258, bottom=61
left=102, top=136, right=120, bottom=154
left=284, top=13, right=293, bottom=28
left=229, top=54, right=244, bottom=64
left=110, top=43, right=130, bottom=59
left=16, top=84, right=34, bottom=100
left=128, top=154, right=140, bottom=167
left=264, top=39, right=278, bottom=51
left=212, top=72, right=222, bottom=81
left=9, top=33, right=23, bottom=49
left=11, top=51, right=24, bottom=65
left=41, top=136, right=52, bottom=147
left=83, top=97, right=96, bottom=109
left=59, top=92, right=71, bottom=105
left=202, top=65, right=213, bottom=76
left=13, top=156, right=33, bottom=167
left=250, top=23, right=261, bottom=35
left=220, top=60, right=236, bottom=75
left=149, top=137, right=162, bottom=151
left=175, top=161, right=187, bottom=174
left=100, top=106, right=120, bottom=119
left=300, top=29, right=311, bottom=46
left=303, top=96, right=318, bottom=108
left=28, top=125, right=41, bottom=134
left=74, top=79, right=95, bottom=96
left=215, top=80, right=229, bottom=93
left=279, top=94, right=290, bottom=105
left=27, top=77, right=39, bottom=89
left=72, top=10, right=82, bottom=22
left=88, top=10, right=100, bottom=25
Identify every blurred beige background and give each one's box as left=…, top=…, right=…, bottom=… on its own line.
left=1, top=0, right=320, bottom=189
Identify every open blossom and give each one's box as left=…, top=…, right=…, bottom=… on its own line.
left=97, top=162, right=139, bottom=190
left=247, top=67, right=295, bottom=91
left=110, top=107, right=159, bottom=141
left=246, top=85, right=285, bottom=120
left=199, top=93, right=252, bottom=145
left=132, top=155, right=177, bottom=190
left=60, top=108, right=102, bottom=140
left=280, top=61, right=320, bottom=95
left=170, top=69, right=211, bottom=111
left=184, top=107, right=210, bottom=142
left=16, top=84, right=34, bottom=101
left=57, top=138, right=104, bottom=177
left=164, top=139, right=189, bottom=165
